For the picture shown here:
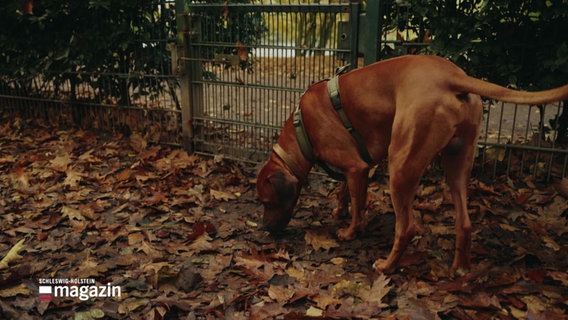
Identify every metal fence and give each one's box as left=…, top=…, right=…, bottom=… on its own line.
left=176, top=0, right=356, bottom=163
left=0, top=0, right=182, bottom=146
left=376, top=1, right=568, bottom=180
left=478, top=101, right=568, bottom=180
left=1, top=1, right=566, bottom=180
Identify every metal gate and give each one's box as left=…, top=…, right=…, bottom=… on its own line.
left=174, top=1, right=568, bottom=180
left=175, top=1, right=363, bottom=163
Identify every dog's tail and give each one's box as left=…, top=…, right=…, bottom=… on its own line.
left=452, top=75, right=568, bottom=105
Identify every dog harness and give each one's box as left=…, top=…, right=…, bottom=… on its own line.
left=289, top=70, right=374, bottom=181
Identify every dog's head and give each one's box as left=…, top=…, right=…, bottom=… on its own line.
left=256, top=159, right=301, bottom=234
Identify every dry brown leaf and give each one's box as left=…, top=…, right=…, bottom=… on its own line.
left=0, top=238, right=26, bottom=270
left=210, top=188, right=238, bottom=201
left=548, top=271, right=568, bottom=286
left=363, top=274, right=393, bottom=308
left=62, top=205, right=85, bottom=221
left=234, top=255, right=264, bottom=270
left=313, top=292, right=341, bottom=309
left=188, top=235, right=214, bottom=253
left=63, top=169, right=83, bottom=188
left=268, top=284, right=294, bottom=304
left=9, top=166, right=30, bottom=189
left=304, top=230, right=339, bottom=251
left=140, top=240, right=162, bottom=257
left=128, top=232, right=145, bottom=246
left=331, top=279, right=367, bottom=298
left=49, top=154, right=72, bottom=172
left=305, top=306, right=324, bottom=317
left=285, top=266, right=305, bottom=281
left=74, top=256, right=109, bottom=278
left=0, top=284, right=32, bottom=298
left=118, top=298, right=150, bottom=314
left=130, top=132, right=147, bottom=152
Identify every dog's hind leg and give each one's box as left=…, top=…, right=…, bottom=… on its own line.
left=374, top=109, right=455, bottom=274
left=441, top=127, right=479, bottom=276
left=441, top=146, right=474, bottom=277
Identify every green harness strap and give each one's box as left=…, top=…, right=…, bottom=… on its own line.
left=326, top=76, right=374, bottom=167
left=292, top=73, right=375, bottom=181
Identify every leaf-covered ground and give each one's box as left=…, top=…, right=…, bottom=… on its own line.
left=1, top=116, right=567, bottom=319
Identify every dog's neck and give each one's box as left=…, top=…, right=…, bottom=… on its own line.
left=272, top=125, right=312, bottom=181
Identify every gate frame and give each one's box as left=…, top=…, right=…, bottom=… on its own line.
left=175, top=1, right=372, bottom=161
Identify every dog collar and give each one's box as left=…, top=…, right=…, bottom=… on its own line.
left=272, top=143, right=306, bottom=181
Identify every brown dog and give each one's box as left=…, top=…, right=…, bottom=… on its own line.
left=256, top=55, right=568, bottom=275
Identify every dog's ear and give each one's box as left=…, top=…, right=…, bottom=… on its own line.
left=267, top=171, right=297, bottom=201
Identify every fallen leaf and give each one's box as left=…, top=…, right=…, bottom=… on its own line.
left=63, top=169, right=83, bottom=188
left=118, top=298, right=149, bottom=314
left=0, top=238, right=26, bottom=270
left=130, top=132, right=147, bottom=152
left=268, top=284, right=294, bottom=304
left=305, top=230, right=339, bottom=251
left=62, top=205, right=85, bottom=221
left=234, top=255, right=264, bottom=270
left=49, top=153, right=72, bottom=172
left=331, top=279, right=367, bottom=298
left=362, top=274, right=393, bottom=308
left=313, top=292, right=341, bottom=309
left=188, top=235, right=214, bottom=253
left=305, top=306, right=324, bottom=317
left=210, top=188, right=238, bottom=201
left=0, top=284, right=32, bottom=298
left=128, top=232, right=146, bottom=246
left=285, top=266, right=305, bottom=281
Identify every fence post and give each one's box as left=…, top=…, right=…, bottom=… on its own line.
left=349, top=2, right=361, bottom=68
left=360, top=0, right=382, bottom=65
left=175, top=0, right=194, bottom=152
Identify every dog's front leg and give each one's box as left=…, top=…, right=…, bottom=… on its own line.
left=337, top=165, right=369, bottom=241
left=331, top=182, right=349, bottom=219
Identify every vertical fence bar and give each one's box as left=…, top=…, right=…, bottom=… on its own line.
left=176, top=0, right=193, bottom=152
left=361, top=0, right=381, bottom=65
left=349, top=2, right=360, bottom=68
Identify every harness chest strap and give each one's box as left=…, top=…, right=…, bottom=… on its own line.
left=327, top=76, right=374, bottom=166
left=277, top=74, right=375, bottom=181
left=292, top=106, right=346, bottom=181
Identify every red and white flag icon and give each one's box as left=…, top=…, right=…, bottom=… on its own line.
left=39, top=286, right=52, bottom=301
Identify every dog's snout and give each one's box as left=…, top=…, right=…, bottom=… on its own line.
left=262, top=208, right=292, bottom=234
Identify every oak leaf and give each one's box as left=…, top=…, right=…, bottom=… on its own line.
left=305, top=230, right=339, bottom=251
left=210, top=188, right=238, bottom=201
left=49, top=154, right=72, bottom=172
left=62, top=205, right=85, bottom=221
left=362, top=274, right=393, bottom=308
left=63, top=169, right=83, bottom=188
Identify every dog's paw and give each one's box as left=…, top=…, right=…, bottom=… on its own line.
left=331, top=207, right=348, bottom=219
left=449, top=263, right=471, bottom=278
left=336, top=227, right=356, bottom=241
left=372, top=259, right=396, bottom=274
